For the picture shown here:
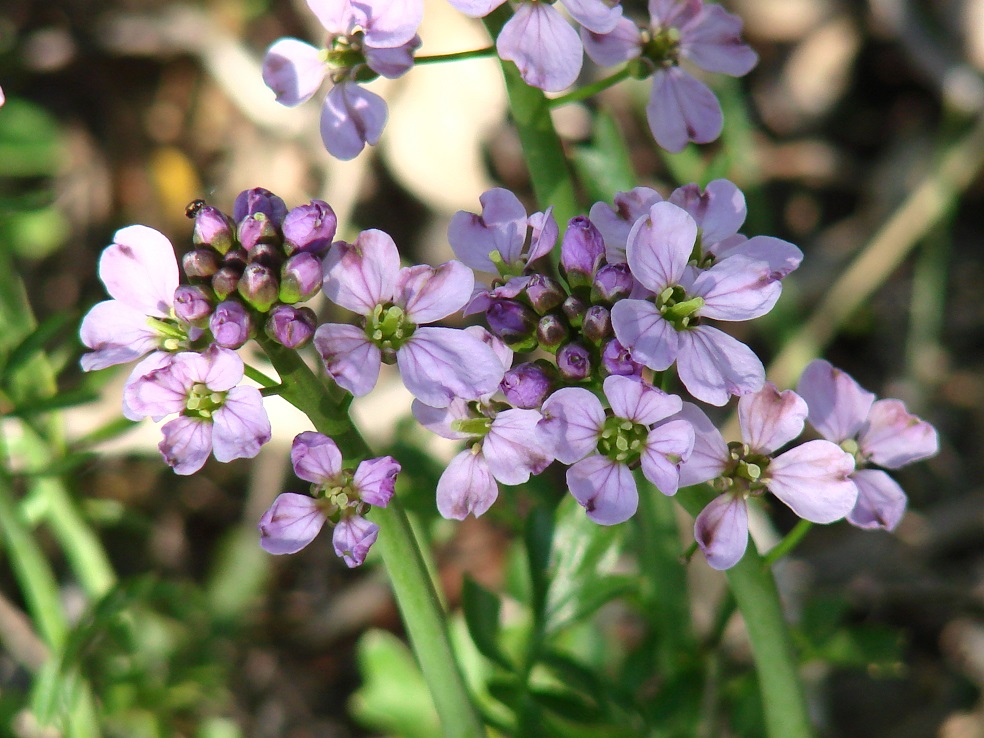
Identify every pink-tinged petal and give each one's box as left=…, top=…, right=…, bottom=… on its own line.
left=859, top=399, right=939, bottom=469
left=0, top=87, right=4, bottom=107
left=211, top=387, right=272, bottom=462
left=365, top=36, right=420, bottom=78
left=768, top=440, right=857, bottom=523
left=200, top=345, right=244, bottom=392
left=306, top=0, right=359, bottom=35
left=589, top=187, right=663, bottom=263
left=100, top=225, right=178, bottom=316
left=80, top=300, right=161, bottom=371
left=320, top=82, right=387, bottom=160
left=677, top=402, right=728, bottom=487
left=581, top=20, right=643, bottom=67
left=484, top=408, right=553, bottom=485
left=159, top=416, right=213, bottom=475
left=465, top=325, right=513, bottom=373
left=497, top=3, right=583, bottom=92
left=323, top=228, right=400, bottom=314
left=567, top=455, right=638, bottom=525
left=397, top=327, right=505, bottom=407
left=646, top=67, right=722, bottom=153
left=562, top=0, right=621, bottom=33
left=694, top=494, right=748, bottom=570
left=125, top=358, right=192, bottom=420
left=711, top=235, right=803, bottom=280
left=679, top=4, right=758, bottom=76
left=411, top=398, right=472, bottom=440
left=648, top=0, right=701, bottom=28
left=398, top=261, right=474, bottom=323
left=848, top=469, right=907, bottom=531
left=258, top=493, right=327, bottom=554
left=262, top=38, right=328, bottom=107
left=669, top=179, right=745, bottom=244
left=738, top=383, right=807, bottom=455
left=676, top=326, right=765, bottom=406
left=796, top=359, right=874, bottom=443
left=360, top=0, right=424, bottom=48
left=313, top=322, right=382, bottom=397
left=538, top=387, right=605, bottom=464
left=437, top=450, right=499, bottom=519
left=122, top=352, right=175, bottom=421
left=448, top=188, right=528, bottom=272
left=611, top=298, right=679, bottom=371
left=604, top=375, right=682, bottom=426
left=527, top=208, right=559, bottom=262
left=353, top=456, right=400, bottom=507
left=692, top=256, right=782, bottom=321
left=625, top=201, right=697, bottom=292
left=641, top=418, right=696, bottom=495
left=290, top=431, right=343, bottom=484
left=333, top=515, right=380, bottom=567
left=446, top=0, right=507, bottom=16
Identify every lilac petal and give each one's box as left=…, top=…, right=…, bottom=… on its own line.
left=694, top=494, right=748, bottom=571
left=122, top=352, right=175, bottom=421
left=262, top=38, right=327, bottom=107
left=323, top=228, right=400, bottom=315
left=320, top=82, right=387, bottom=160
left=411, top=398, right=471, bottom=440
left=641, top=418, right=696, bottom=495
left=669, top=179, right=746, bottom=245
left=100, top=225, right=177, bottom=316
left=446, top=0, right=507, bottom=16
left=200, top=345, right=245, bottom=392
left=125, top=358, right=191, bottom=420
left=484, top=408, right=553, bottom=485
left=712, top=235, right=803, bottom=280
left=679, top=4, right=758, bottom=76
left=611, top=298, right=679, bottom=372
left=738, top=383, right=808, bottom=455
left=768, top=440, right=857, bottom=523
left=466, top=325, right=513, bottom=373
left=397, top=327, right=505, bottom=407
left=497, top=3, right=583, bottom=92
left=159, top=416, right=213, bottom=475
left=796, top=359, right=874, bottom=443
left=561, top=0, right=621, bottom=34
left=581, top=18, right=641, bottom=66
left=589, top=187, right=663, bottom=263
left=258, top=493, right=327, bottom=554
left=604, top=375, right=682, bottom=426
left=364, top=36, right=420, bottom=78
left=676, top=325, right=765, bottom=406
left=437, top=450, right=499, bottom=520
left=527, top=208, right=559, bottom=262
left=848, top=469, right=907, bottom=531
left=333, top=515, right=380, bottom=567
left=538, top=387, right=605, bottom=464
left=353, top=456, right=401, bottom=507
left=625, top=201, right=697, bottom=292
left=692, top=256, right=783, bottom=321
left=80, top=300, right=161, bottom=371
left=448, top=188, right=528, bottom=272
left=313, top=322, right=382, bottom=397
left=290, top=431, right=343, bottom=484
left=567, top=455, right=638, bottom=525
left=211, top=387, right=272, bottom=462
left=397, top=261, right=474, bottom=323
left=306, top=0, right=359, bottom=35
left=677, top=402, right=728, bottom=487
left=648, top=0, right=700, bottom=28
left=860, top=399, right=939, bottom=469
left=647, top=67, right=723, bottom=153
left=360, top=0, right=424, bottom=48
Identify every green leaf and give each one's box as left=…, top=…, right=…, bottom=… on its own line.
left=0, top=311, right=74, bottom=380
left=6, top=388, right=99, bottom=417
left=573, top=110, right=638, bottom=204
left=462, top=577, right=513, bottom=670
left=525, top=504, right=555, bottom=622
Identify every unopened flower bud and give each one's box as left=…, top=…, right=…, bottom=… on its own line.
left=601, top=338, right=642, bottom=378
left=592, top=262, right=633, bottom=304
left=173, top=285, right=213, bottom=323
left=560, top=216, right=605, bottom=289
left=486, top=299, right=537, bottom=345
left=501, top=361, right=556, bottom=409
left=192, top=205, right=236, bottom=255
left=222, top=247, right=248, bottom=271
left=248, top=241, right=283, bottom=270
left=283, top=200, right=337, bottom=255
left=562, top=295, right=588, bottom=329
left=333, top=514, right=379, bottom=568
left=265, top=305, right=316, bottom=348
left=210, top=300, right=251, bottom=348
left=212, top=266, right=242, bottom=300
left=582, top=305, right=612, bottom=343
left=280, top=253, right=322, bottom=303
left=238, top=263, right=280, bottom=312
left=524, top=274, right=567, bottom=314
left=536, top=314, right=569, bottom=350
left=233, top=187, right=287, bottom=224
left=238, top=212, right=282, bottom=252
left=182, top=248, right=220, bottom=279
left=557, top=342, right=593, bottom=382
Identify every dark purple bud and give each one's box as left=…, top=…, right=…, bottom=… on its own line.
left=210, top=300, right=251, bottom=348
left=524, top=274, right=567, bottom=314
left=592, top=262, right=633, bottom=304
left=560, top=216, right=605, bottom=289
left=238, top=213, right=282, bottom=253
left=562, top=295, right=588, bottom=329
left=280, top=252, right=323, bottom=303
left=212, top=266, right=242, bottom=300
left=283, top=200, right=337, bottom=255
left=173, top=285, right=213, bottom=324
left=238, top=263, right=279, bottom=312
left=486, top=299, right=537, bottom=344
left=601, top=339, right=643, bottom=378
left=222, top=247, right=248, bottom=271
left=536, top=314, right=569, bottom=350
left=582, top=305, right=612, bottom=343
left=501, top=361, right=556, bottom=409
left=557, top=342, right=593, bottom=382
left=192, top=206, right=236, bottom=255
left=248, top=241, right=284, bottom=271
left=265, top=305, right=316, bottom=348
left=182, top=248, right=220, bottom=279
left=233, top=187, right=288, bottom=224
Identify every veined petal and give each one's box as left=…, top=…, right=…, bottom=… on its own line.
left=611, top=298, right=679, bottom=372
left=641, top=418, right=695, bottom=496
left=738, top=383, right=807, bottom=455
left=676, top=325, right=765, bottom=406
left=694, top=494, right=748, bottom=570
left=448, top=188, right=528, bottom=272
left=679, top=3, right=758, bottom=76
left=211, top=387, right=272, bottom=462
left=562, top=0, right=622, bottom=34
left=411, top=398, right=472, bottom=440
left=567, top=455, right=638, bottom=525
left=100, top=225, right=178, bottom=316
left=446, top=0, right=507, bottom=16
left=201, top=345, right=245, bottom=392
left=711, top=235, right=803, bottom=280
left=538, top=386, right=605, bottom=464
left=397, top=327, right=505, bottom=407
left=581, top=18, right=642, bottom=66
left=258, top=493, right=327, bottom=554
left=314, top=322, right=382, bottom=397
left=646, top=67, right=722, bottom=153
left=323, top=228, right=400, bottom=314
left=859, top=399, right=939, bottom=469
left=291, top=431, right=343, bottom=484
left=796, top=359, right=874, bottom=443
left=306, top=0, right=359, bottom=35
left=398, top=260, right=474, bottom=323
left=848, top=469, right=907, bottom=531
left=80, top=300, right=161, bottom=371
left=589, top=187, right=663, bottom=263
left=497, top=3, right=583, bottom=92
left=122, top=352, right=175, bottom=421
left=484, top=408, right=553, bottom=485
left=332, top=515, right=379, bottom=567
left=692, top=256, right=783, bottom=321
left=361, top=0, right=424, bottom=48
left=768, top=440, right=857, bottom=523
left=669, top=179, right=746, bottom=245
left=604, top=374, right=682, bottom=426
left=159, top=416, right=212, bottom=475
left=625, top=201, right=697, bottom=292
left=528, top=208, right=559, bottom=262
left=353, top=456, right=400, bottom=507
left=677, top=402, right=728, bottom=487
left=320, top=82, right=387, bottom=160
left=125, top=357, right=192, bottom=420
left=648, top=0, right=700, bottom=28
left=262, top=38, right=328, bottom=107
left=365, top=36, right=420, bottom=78
left=437, top=449, right=499, bottom=519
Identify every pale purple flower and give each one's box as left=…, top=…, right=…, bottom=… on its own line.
left=797, top=359, right=939, bottom=531
left=125, top=345, right=272, bottom=475
left=582, top=0, right=757, bottom=151
left=589, top=187, right=663, bottom=264
left=537, top=375, right=694, bottom=525
left=681, top=383, right=858, bottom=570
left=333, top=516, right=380, bottom=567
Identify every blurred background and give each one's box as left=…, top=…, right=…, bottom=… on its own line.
left=1, top=0, right=983, bottom=736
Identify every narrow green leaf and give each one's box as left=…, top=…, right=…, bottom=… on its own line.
left=0, top=311, right=74, bottom=380
left=462, top=577, right=512, bottom=670
left=7, top=388, right=99, bottom=417
left=572, top=110, right=637, bottom=203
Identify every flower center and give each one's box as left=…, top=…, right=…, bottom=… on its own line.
left=184, top=382, right=227, bottom=419
left=715, top=441, right=772, bottom=496
left=147, top=315, right=196, bottom=352
left=643, top=25, right=681, bottom=67
left=312, top=471, right=369, bottom=521
left=597, top=415, right=649, bottom=466
left=365, top=304, right=416, bottom=361
left=655, top=286, right=704, bottom=330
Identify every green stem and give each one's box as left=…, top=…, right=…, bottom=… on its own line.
left=763, top=520, right=813, bottom=567
left=415, top=46, right=497, bottom=65
left=549, top=68, right=632, bottom=108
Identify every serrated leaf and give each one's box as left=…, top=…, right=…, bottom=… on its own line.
left=461, top=576, right=513, bottom=670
